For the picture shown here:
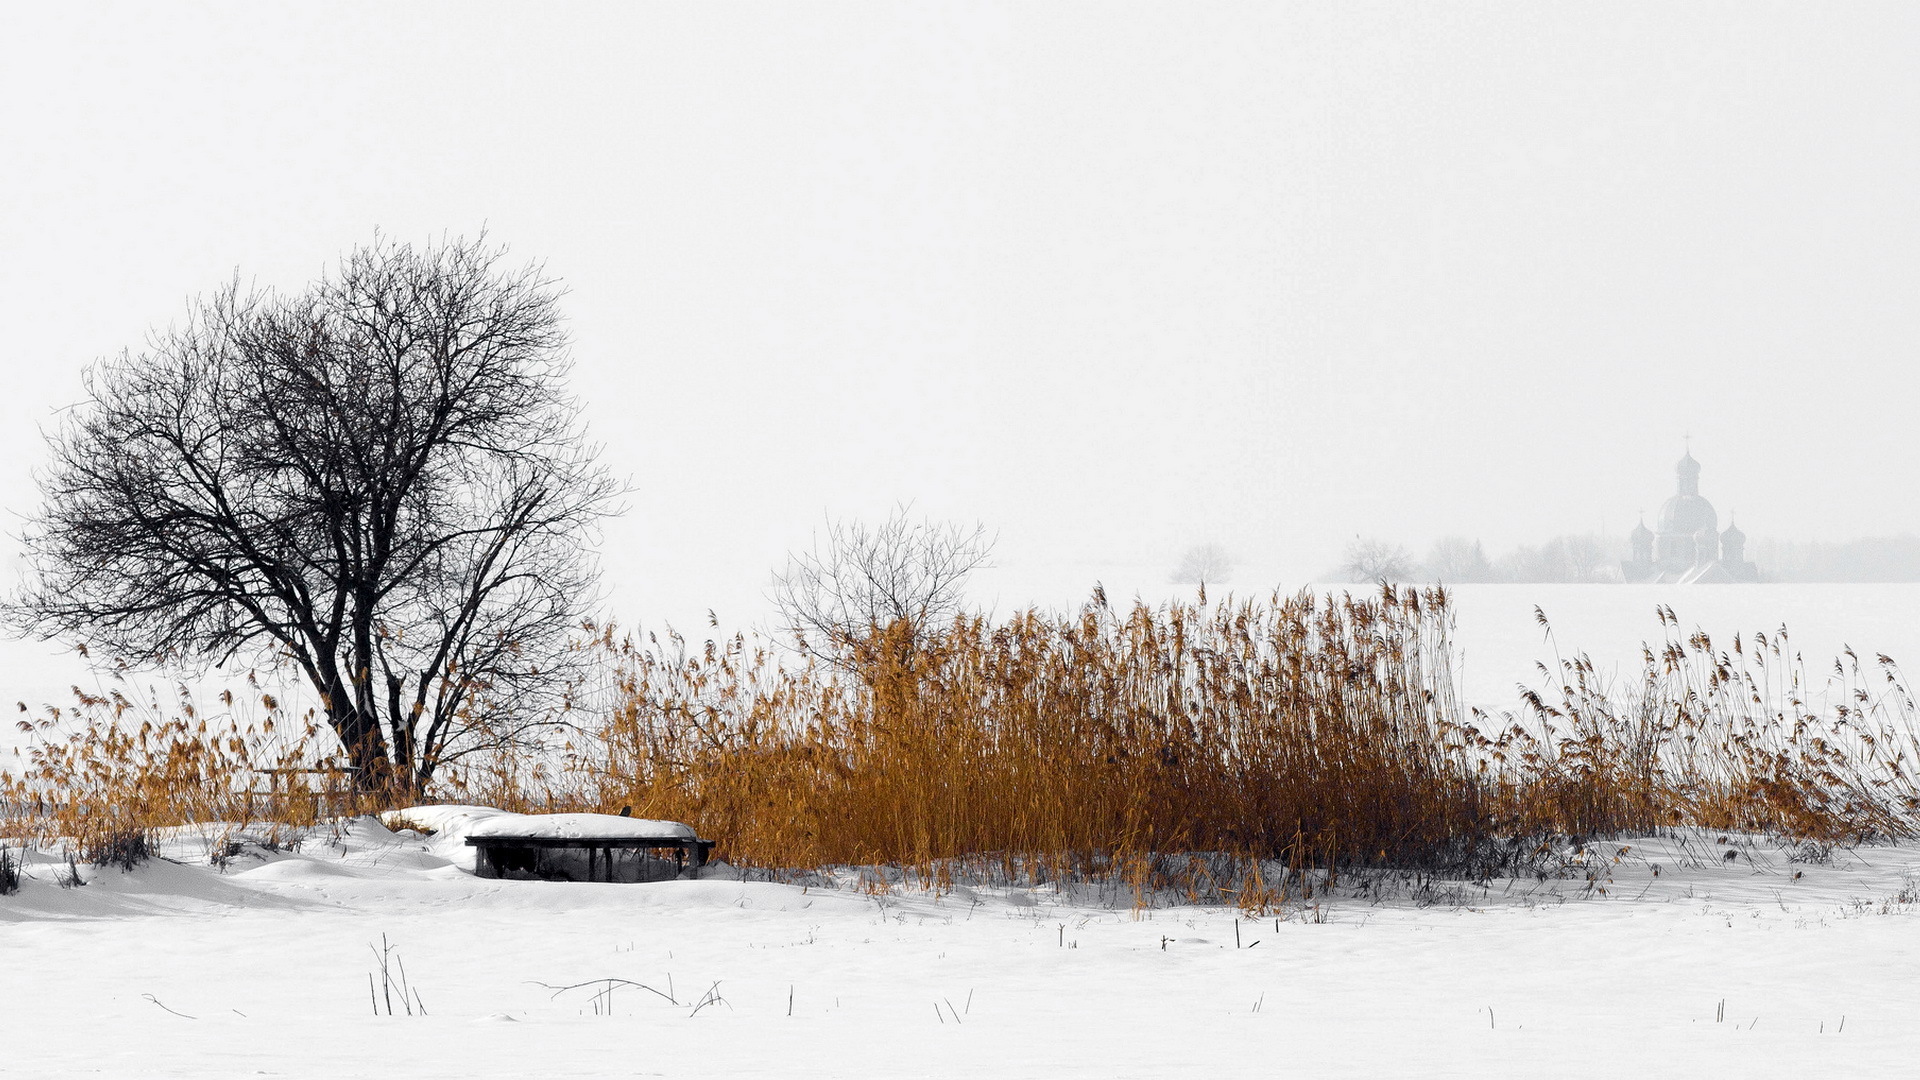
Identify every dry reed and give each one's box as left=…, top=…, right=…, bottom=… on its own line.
left=1, top=682, right=360, bottom=858
left=584, top=586, right=1488, bottom=882
left=570, top=587, right=1920, bottom=891
left=1508, top=604, right=1920, bottom=842
left=9, top=587, right=1920, bottom=905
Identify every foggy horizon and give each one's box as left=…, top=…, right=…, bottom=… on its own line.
left=4, top=4, right=1920, bottom=695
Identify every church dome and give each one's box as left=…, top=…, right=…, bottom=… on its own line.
left=1722, top=519, right=1745, bottom=544
left=1630, top=517, right=1653, bottom=541
left=1657, top=493, right=1717, bottom=537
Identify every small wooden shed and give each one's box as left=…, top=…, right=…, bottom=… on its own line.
left=463, top=813, right=715, bottom=883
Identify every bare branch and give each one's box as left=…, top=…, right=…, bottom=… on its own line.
left=769, top=504, right=993, bottom=674
left=7, top=234, right=623, bottom=790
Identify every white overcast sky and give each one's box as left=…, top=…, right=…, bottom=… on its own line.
left=3, top=2, right=1919, bottom=704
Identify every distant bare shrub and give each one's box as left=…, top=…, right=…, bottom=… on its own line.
left=770, top=505, right=993, bottom=675
left=1753, top=536, right=1920, bottom=582
left=1494, top=533, right=1621, bottom=583
left=1422, top=537, right=1496, bottom=583
left=1341, top=538, right=1415, bottom=583
left=1170, top=544, right=1235, bottom=587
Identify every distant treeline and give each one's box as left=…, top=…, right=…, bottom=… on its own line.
left=1751, top=537, right=1920, bottom=583
left=1335, top=534, right=1920, bottom=584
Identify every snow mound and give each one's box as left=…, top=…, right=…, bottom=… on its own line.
left=234, top=859, right=372, bottom=881
left=381, top=804, right=518, bottom=839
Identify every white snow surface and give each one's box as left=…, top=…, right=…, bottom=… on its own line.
left=389, top=804, right=698, bottom=842
left=3, top=819, right=1920, bottom=1077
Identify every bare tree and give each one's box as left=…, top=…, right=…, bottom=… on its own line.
left=770, top=505, right=994, bottom=673
left=7, top=235, right=621, bottom=791
left=1498, top=533, right=1620, bottom=583
left=1341, top=537, right=1416, bottom=584
left=1170, top=543, right=1235, bottom=587
left=1422, top=536, right=1497, bottom=583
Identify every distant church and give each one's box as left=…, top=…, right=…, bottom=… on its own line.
left=1620, top=451, right=1759, bottom=584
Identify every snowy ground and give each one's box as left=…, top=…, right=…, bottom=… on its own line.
left=5, top=817, right=1920, bottom=1078
left=7, top=584, right=1920, bottom=1077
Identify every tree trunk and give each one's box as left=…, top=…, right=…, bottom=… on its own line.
left=332, top=704, right=392, bottom=796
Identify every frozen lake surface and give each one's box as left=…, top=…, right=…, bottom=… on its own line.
left=3, top=817, right=1918, bottom=1078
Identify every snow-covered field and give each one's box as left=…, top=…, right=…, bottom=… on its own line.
left=5, top=814, right=1920, bottom=1078
left=8, top=583, right=1920, bottom=1077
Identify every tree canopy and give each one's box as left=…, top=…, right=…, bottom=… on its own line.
left=9, top=236, right=620, bottom=789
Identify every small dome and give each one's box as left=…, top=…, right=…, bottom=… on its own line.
left=1676, top=451, right=1701, bottom=478
left=1630, top=517, right=1653, bottom=540
left=1657, top=493, right=1717, bottom=537
left=1722, top=519, right=1745, bottom=543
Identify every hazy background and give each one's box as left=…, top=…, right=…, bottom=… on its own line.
left=3, top=2, right=1918, bottom=711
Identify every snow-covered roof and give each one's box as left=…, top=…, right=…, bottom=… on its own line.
left=383, top=805, right=697, bottom=842
left=467, top=812, right=696, bottom=842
